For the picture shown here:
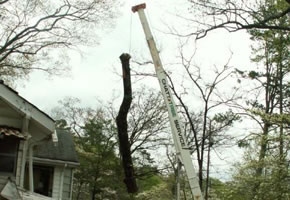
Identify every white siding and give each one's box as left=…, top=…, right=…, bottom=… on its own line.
left=52, top=167, right=62, bottom=199
left=52, top=167, right=73, bottom=200
left=62, top=169, right=72, bottom=200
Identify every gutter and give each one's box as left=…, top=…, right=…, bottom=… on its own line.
left=32, top=157, right=79, bottom=168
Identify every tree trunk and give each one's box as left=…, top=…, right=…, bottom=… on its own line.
left=256, top=42, right=271, bottom=179
left=254, top=41, right=275, bottom=198
left=91, top=171, right=99, bottom=200
left=205, top=121, right=212, bottom=200
left=277, top=34, right=284, bottom=200
left=116, top=53, right=138, bottom=194
left=75, top=182, right=84, bottom=200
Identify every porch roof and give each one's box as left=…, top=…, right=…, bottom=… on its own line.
left=0, top=126, right=26, bottom=139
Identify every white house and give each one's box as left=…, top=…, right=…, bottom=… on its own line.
left=0, top=81, right=79, bottom=200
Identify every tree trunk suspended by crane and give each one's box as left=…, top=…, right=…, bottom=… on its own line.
left=116, top=53, right=138, bottom=194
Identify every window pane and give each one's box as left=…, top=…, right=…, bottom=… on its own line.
left=0, top=156, right=15, bottom=172
left=0, top=137, right=18, bottom=154
left=0, top=136, right=19, bottom=173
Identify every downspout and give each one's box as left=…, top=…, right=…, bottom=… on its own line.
left=27, top=138, right=56, bottom=193
left=20, top=117, right=58, bottom=192
left=20, top=115, right=31, bottom=188
left=27, top=138, right=54, bottom=192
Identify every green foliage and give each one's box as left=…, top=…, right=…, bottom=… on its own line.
left=227, top=1, right=290, bottom=200
left=251, top=110, right=290, bottom=125
left=216, top=147, right=290, bottom=200
left=138, top=174, right=163, bottom=192
left=55, top=119, right=71, bottom=131
left=248, top=71, right=260, bottom=79
left=52, top=91, right=172, bottom=199
left=135, top=179, right=174, bottom=200
left=213, top=110, right=240, bottom=125
left=73, top=115, right=128, bottom=200
left=237, top=140, right=250, bottom=148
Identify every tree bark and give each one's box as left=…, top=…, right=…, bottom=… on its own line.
left=116, top=53, right=138, bottom=194
left=205, top=121, right=212, bottom=200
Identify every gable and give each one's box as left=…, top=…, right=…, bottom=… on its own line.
left=0, top=99, right=22, bottom=129
left=0, top=81, right=55, bottom=139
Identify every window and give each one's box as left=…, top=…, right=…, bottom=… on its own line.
left=24, top=165, right=54, bottom=197
left=0, top=136, right=19, bottom=173
left=33, top=165, right=54, bottom=197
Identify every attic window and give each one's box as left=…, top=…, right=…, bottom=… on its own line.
left=0, top=136, right=19, bottom=173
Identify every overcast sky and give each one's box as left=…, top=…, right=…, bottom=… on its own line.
left=16, top=0, right=253, bottom=180
left=17, top=0, right=252, bottom=110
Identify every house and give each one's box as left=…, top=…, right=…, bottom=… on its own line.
left=0, top=81, right=79, bottom=200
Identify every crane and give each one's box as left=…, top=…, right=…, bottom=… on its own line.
left=132, top=3, right=204, bottom=200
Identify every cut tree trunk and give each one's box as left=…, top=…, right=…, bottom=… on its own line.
left=116, top=53, right=138, bottom=194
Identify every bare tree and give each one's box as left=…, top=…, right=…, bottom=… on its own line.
left=165, top=42, right=241, bottom=195
left=127, top=42, right=240, bottom=196
left=128, top=89, right=169, bottom=155
left=0, top=0, right=118, bottom=81
left=50, top=97, right=96, bottom=137
left=179, top=0, right=290, bottom=39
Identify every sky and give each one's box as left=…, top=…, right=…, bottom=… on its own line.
left=17, top=0, right=252, bottom=110
left=16, top=0, right=254, bottom=180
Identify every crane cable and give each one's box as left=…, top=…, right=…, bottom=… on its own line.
left=129, top=11, right=133, bottom=54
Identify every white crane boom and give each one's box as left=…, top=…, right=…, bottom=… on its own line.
left=132, top=4, right=203, bottom=200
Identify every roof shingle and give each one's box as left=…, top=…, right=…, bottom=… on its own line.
left=33, top=129, right=79, bottom=164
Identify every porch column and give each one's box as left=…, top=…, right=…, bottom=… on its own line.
left=20, top=115, right=30, bottom=188
left=20, top=140, right=28, bottom=187
left=29, top=145, right=34, bottom=192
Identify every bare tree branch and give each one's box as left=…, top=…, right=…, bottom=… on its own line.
left=181, top=1, right=290, bottom=39
left=0, top=0, right=118, bottom=82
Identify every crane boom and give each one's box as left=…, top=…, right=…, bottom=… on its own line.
left=132, top=4, right=203, bottom=200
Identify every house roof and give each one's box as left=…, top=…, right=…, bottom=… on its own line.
left=0, top=80, right=55, bottom=133
left=33, top=129, right=79, bottom=165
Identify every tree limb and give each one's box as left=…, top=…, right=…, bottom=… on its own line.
left=116, top=53, right=138, bottom=194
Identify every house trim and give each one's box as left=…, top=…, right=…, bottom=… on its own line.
left=33, top=157, right=79, bottom=168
